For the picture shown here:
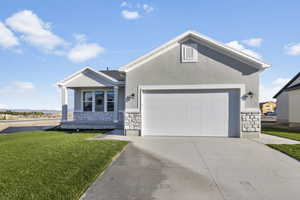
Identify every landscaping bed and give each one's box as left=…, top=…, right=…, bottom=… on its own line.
left=0, top=131, right=128, bottom=200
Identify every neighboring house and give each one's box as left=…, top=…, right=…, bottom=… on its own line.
left=259, top=101, right=276, bottom=115
left=273, top=72, right=300, bottom=127
left=57, top=30, right=270, bottom=138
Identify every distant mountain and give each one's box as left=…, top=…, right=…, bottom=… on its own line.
left=0, top=109, right=61, bottom=114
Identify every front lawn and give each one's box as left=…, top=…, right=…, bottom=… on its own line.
left=262, top=128, right=300, bottom=141
left=267, top=144, right=300, bottom=161
left=0, top=131, right=128, bottom=200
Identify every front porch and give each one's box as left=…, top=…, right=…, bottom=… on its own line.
left=60, top=120, right=124, bottom=129
left=57, top=67, right=126, bottom=130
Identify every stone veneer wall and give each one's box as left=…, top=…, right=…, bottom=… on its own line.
left=241, top=112, right=261, bottom=138
left=124, top=111, right=261, bottom=138
left=124, top=112, right=141, bottom=136
left=74, top=112, right=113, bottom=121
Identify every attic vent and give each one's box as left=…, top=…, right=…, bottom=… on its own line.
left=181, top=43, right=198, bottom=63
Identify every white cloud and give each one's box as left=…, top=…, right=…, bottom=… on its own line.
left=285, top=43, right=300, bottom=55
left=0, top=22, right=19, bottom=48
left=272, top=78, right=290, bottom=85
left=143, top=4, right=154, bottom=13
left=4, top=10, right=105, bottom=62
left=121, top=1, right=130, bottom=7
left=52, top=83, right=60, bottom=93
left=121, top=10, right=140, bottom=20
left=67, top=33, right=104, bottom=62
left=120, top=2, right=154, bottom=19
left=0, top=104, right=9, bottom=109
left=226, top=40, right=262, bottom=59
left=242, top=38, right=263, bottom=47
left=260, top=78, right=290, bottom=102
left=68, top=43, right=104, bottom=62
left=5, top=10, right=67, bottom=51
left=73, top=33, right=87, bottom=43
left=0, top=81, right=35, bottom=95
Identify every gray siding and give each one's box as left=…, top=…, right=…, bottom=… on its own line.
left=65, top=70, right=115, bottom=88
left=125, top=41, right=260, bottom=110
left=288, top=89, right=300, bottom=123
left=118, top=86, right=125, bottom=111
left=276, top=92, right=289, bottom=122
left=74, top=89, right=81, bottom=111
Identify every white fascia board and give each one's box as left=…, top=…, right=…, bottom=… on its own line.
left=119, top=30, right=271, bottom=73
left=139, top=84, right=245, bottom=91
left=57, top=66, right=119, bottom=86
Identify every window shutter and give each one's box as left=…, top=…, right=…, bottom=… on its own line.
left=181, top=43, right=198, bottom=62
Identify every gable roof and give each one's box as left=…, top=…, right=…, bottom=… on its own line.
left=119, top=30, right=271, bottom=72
left=273, top=72, right=300, bottom=98
left=285, top=83, right=300, bottom=91
left=57, top=67, right=122, bottom=86
left=100, top=70, right=126, bottom=81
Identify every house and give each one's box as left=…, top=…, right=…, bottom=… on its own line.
left=57, top=30, right=270, bottom=138
left=259, top=101, right=276, bottom=115
left=273, top=72, right=300, bottom=127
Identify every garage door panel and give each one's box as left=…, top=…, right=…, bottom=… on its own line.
left=142, top=89, right=239, bottom=137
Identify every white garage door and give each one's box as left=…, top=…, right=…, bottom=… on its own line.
left=142, top=89, right=240, bottom=137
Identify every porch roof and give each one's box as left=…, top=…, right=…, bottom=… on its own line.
left=57, top=67, right=125, bottom=88
left=100, top=70, right=125, bottom=81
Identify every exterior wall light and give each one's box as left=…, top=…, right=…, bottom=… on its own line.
left=246, top=91, right=254, bottom=98
left=126, top=93, right=135, bottom=102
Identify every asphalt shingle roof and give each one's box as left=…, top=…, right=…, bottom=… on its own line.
left=99, top=70, right=126, bottom=81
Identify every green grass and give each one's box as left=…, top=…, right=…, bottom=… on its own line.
left=267, top=144, right=300, bottom=161
left=262, top=128, right=300, bottom=141
left=0, top=131, right=128, bottom=200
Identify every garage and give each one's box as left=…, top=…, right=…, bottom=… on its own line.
left=141, top=89, right=240, bottom=137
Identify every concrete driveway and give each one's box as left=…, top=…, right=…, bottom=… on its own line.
left=82, top=136, right=300, bottom=200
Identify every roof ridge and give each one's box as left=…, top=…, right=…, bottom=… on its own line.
left=273, top=72, right=300, bottom=98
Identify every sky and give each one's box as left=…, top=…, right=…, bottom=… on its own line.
left=0, top=0, right=300, bottom=110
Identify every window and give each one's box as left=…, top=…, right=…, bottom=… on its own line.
left=83, top=91, right=93, bottom=111
left=95, top=91, right=105, bottom=111
left=82, top=91, right=115, bottom=112
left=181, top=43, right=198, bottom=62
left=106, top=91, right=115, bottom=111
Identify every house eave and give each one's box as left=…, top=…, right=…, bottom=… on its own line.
left=62, top=82, right=126, bottom=89
left=57, top=66, right=123, bottom=88
left=273, top=72, right=300, bottom=98
left=119, top=30, right=271, bottom=72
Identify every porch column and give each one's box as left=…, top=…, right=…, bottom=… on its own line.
left=61, top=86, right=68, bottom=122
left=113, top=86, right=119, bottom=123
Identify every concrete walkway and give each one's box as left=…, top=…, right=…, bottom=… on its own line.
left=82, top=136, right=300, bottom=200
left=253, top=133, right=300, bottom=144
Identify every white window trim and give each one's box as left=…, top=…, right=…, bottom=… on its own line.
left=82, top=91, right=94, bottom=112
left=181, top=43, right=198, bottom=63
left=81, top=89, right=115, bottom=112
left=106, top=91, right=115, bottom=112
